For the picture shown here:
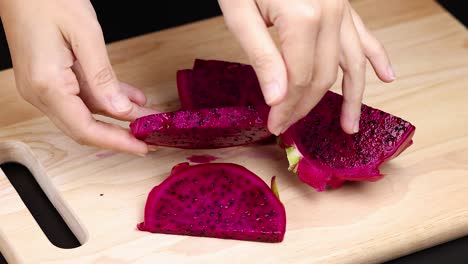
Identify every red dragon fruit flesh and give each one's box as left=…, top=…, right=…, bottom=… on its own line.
left=137, top=162, right=286, bottom=243
left=176, top=59, right=267, bottom=109
left=281, top=91, right=416, bottom=192
left=130, top=106, right=271, bottom=149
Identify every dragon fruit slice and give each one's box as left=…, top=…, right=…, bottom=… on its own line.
left=176, top=69, right=193, bottom=109
left=138, top=162, right=286, bottom=243
left=281, top=91, right=416, bottom=192
left=130, top=106, right=271, bottom=149
left=176, top=59, right=267, bottom=109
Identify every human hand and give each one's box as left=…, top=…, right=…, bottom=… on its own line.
left=0, top=0, right=157, bottom=155
left=218, top=0, right=395, bottom=135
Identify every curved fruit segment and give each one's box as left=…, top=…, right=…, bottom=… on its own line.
left=176, top=59, right=267, bottom=109
left=281, top=91, right=416, bottom=191
left=138, top=163, right=286, bottom=243
left=130, top=106, right=271, bottom=149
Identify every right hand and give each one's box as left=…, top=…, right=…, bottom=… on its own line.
left=0, top=0, right=158, bottom=156
left=219, top=0, right=395, bottom=136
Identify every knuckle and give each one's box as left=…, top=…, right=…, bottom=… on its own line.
left=250, top=51, right=278, bottom=73
left=92, top=66, right=115, bottom=88
left=349, top=54, right=367, bottom=73
left=113, top=104, right=134, bottom=118
left=287, top=5, right=321, bottom=24
left=68, top=122, right=95, bottom=147
left=29, top=69, right=54, bottom=90
left=357, top=55, right=367, bottom=70
left=17, top=84, right=33, bottom=102
left=314, top=71, right=339, bottom=90
left=72, top=131, right=91, bottom=146
left=291, top=72, right=313, bottom=90
left=28, top=69, right=59, bottom=100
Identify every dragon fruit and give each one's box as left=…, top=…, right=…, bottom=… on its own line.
left=281, top=91, right=416, bottom=191
left=130, top=106, right=271, bottom=149
left=186, top=155, right=219, bottom=164
left=138, top=162, right=286, bottom=243
left=176, top=59, right=267, bottom=109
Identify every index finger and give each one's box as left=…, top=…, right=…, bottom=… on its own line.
left=268, top=4, right=321, bottom=133
left=218, top=0, right=288, bottom=127
left=339, top=6, right=366, bottom=134
left=43, top=87, right=149, bottom=156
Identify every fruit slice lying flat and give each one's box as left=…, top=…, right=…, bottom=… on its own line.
left=138, top=162, right=286, bottom=243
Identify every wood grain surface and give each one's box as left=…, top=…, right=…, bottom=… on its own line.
left=0, top=0, right=467, bottom=263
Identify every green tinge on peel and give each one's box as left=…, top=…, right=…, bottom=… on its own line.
left=271, top=176, right=280, bottom=200
left=286, top=146, right=302, bottom=172
left=276, top=137, right=283, bottom=146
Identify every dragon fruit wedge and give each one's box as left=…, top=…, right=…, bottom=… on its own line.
left=176, top=59, right=267, bottom=109
left=130, top=106, right=271, bottom=149
left=281, top=91, right=416, bottom=192
left=137, top=162, right=286, bottom=243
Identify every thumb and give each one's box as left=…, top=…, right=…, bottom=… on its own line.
left=70, top=24, right=155, bottom=120
left=219, top=0, right=287, bottom=106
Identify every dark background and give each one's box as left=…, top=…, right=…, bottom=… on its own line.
left=0, top=1, right=467, bottom=263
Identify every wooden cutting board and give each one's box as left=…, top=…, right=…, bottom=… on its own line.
left=0, top=0, right=467, bottom=263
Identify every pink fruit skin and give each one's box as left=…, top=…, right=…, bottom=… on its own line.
left=176, top=59, right=267, bottom=110
left=137, top=163, right=286, bottom=243
left=176, top=69, right=194, bottom=109
left=281, top=91, right=416, bottom=191
left=186, top=155, right=219, bottom=164
left=130, top=106, right=272, bottom=149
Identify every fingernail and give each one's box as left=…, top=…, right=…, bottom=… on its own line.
left=137, top=153, right=146, bottom=157
left=388, top=65, right=396, bottom=81
left=353, top=120, right=360, bottom=133
left=270, top=124, right=284, bottom=136
left=271, top=128, right=281, bottom=136
left=148, top=145, right=158, bottom=151
left=265, top=82, right=282, bottom=105
left=111, top=94, right=132, bottom=113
